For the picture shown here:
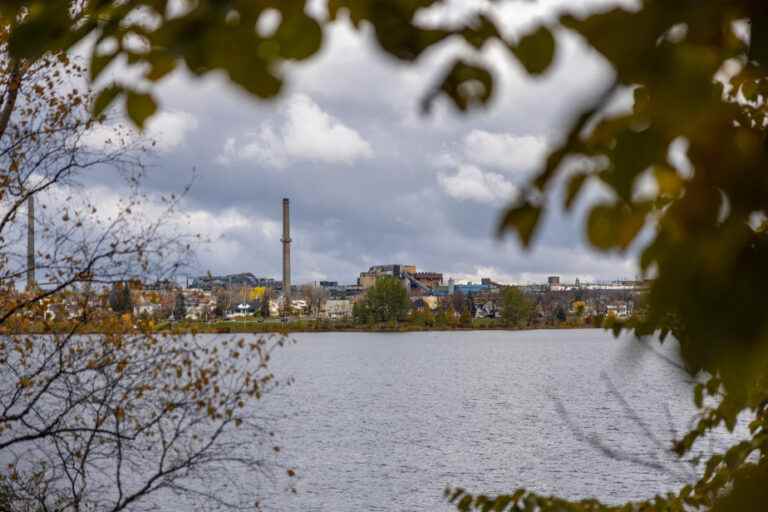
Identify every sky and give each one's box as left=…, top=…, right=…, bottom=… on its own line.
left=78, top=0, right=646, bottom=286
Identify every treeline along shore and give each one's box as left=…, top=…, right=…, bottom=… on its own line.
left=6, top=312, right=631, bottom=336
left=3, top=275, right=643, bottom=335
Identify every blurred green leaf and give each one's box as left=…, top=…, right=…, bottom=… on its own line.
left=145, top=51, right=178, bottom=81
left=564, top=173, right=589, bottom=211
left=90, top=50, right=118, bottom=82
left=748, top=14, right=768, bottom=70
left=125, top=91, right=157, bottom=129
left=274, top=13, right=323, bottom=60
left=92, top=84, right=124, bottom=118
left=497, top=201, right=542, bottom=248
left=511, top=26, right=556, bottom=75
left=586, top=203, right=647, bottom=250
left=424, top=59, right=494, bottom=112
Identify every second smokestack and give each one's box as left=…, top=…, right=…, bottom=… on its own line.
left=282, top=198, right=291, bottom=318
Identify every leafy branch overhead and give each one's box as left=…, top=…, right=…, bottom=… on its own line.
left=478, top=1, right=768, bottom=510
left=2, top=0, right=555, bottom=126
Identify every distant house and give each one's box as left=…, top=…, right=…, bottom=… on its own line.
left=321, top=300, right=353, bottom=320
left=183, top=289, right=216, bottom=321
left=473, top=299, right=500, bottom=319
left=44, top=302, right=65, bottom=322
left=134, top=301, right=161, bottom=318
left=268, top=299, right=281, bottom=317
left=606, top=301, right=632, bottom=319
left=225, top=303, right=253, bottom=319
left=291, top=299, right=308, bottom=314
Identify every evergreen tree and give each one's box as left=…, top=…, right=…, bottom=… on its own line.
left=173, top=292, right=187, bottom=321
left=109, top=281, right=132, bottom=315
left=555, top=305, right=567, bottom=324
left=122, top=283, right=133, bottom=316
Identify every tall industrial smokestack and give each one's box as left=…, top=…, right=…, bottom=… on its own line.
left=281, top=198, right=291, bottom=319
left=26, top=195, right=35, bottom=291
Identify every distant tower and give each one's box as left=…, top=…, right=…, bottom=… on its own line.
left=26, top=195, right=36, bottom=291
left=282, top=198, right=291, bottom=319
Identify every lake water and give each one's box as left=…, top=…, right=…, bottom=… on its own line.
left=249, top=330, right=724, bottom=511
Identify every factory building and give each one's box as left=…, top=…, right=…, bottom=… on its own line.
left=413, top=272, right=443, bottom=289
left=358, top=264, right=415, bottom=289
left=357, top=265, right=443, bottom=295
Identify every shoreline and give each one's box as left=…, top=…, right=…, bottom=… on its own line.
left=4, top=319, right=613, bottom=336
left=152, top=322, right=599, bottom=335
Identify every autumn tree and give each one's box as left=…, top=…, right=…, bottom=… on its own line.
left=0, top=47, right=286, bottom=511
left=459, top=306, right=472, bottom=328
left=301, top=284, right=328, bottom=319
left=423, top=305, right=436, bottom=327
left=434, top=307, right=449, bottom=328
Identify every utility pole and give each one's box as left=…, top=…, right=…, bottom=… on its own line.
left=282, top=198, right=291, bottom=322
left=26, top=195, right=35, bottom=291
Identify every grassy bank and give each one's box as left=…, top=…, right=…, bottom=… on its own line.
left=3, top=318, right=605, bottom=335
left=153, top=318, right=597, bottom=334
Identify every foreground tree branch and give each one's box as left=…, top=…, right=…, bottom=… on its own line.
left=0, top=42, right=291, bottom=512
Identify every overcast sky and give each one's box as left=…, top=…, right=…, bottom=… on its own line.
left=80, top=0, right=645, bottom=285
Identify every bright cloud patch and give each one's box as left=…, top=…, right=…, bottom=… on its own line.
left=216, top=94, right=373, bottom=167
left=82, top=111, right=198, bottom=153
left=463, top=129, right=548, bottom=174
left=147, top=111, right=199, bottom=151
left=437, top=164, right=516, bottom=203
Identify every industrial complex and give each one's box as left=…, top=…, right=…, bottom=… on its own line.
left=18, top=198, right=649, bottom=325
